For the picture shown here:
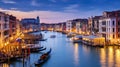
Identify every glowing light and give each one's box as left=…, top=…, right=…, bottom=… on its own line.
left=74, top=43, right=79, bottom=65
left=108, top=47, right=113, bottom=67
left=100, top=48, right=106, bottom=67
left=116, top=49, right=120, bottom=67
left=100, top=47, right=120, bottom=67
left=2, top=63, right=9, bottom=67
left=21, top=34, right=24, bottom=37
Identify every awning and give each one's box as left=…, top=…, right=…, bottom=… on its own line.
left=75, top=35, right=82, bottom=38
left=83, top=35, right=104, bottom=40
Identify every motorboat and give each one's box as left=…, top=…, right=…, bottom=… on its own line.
left=71, top=35, right=82, bottom=43
left=50, top=35, right=56, bottom=38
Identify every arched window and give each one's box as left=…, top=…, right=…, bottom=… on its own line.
left=112, top=20, right=115, bottom=26
left=118, top=21, right=120, bottom=25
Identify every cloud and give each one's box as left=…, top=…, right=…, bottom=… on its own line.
left=10, top=8, right=18, bottom=10
left=31, top=0, right=41, bottom=6
left=62, top=0, right=68, bottom=2
left=49, top=0, right=68, bottom=3
left=64, top=4, right=80, bottom=12
left=0, top=8, right=102, bottom=23
left=0, top=8, right=81, bottom=23
left=65, top=4, right=79, bottom=9
left=2, top=0, right=16, bottom=4
left=49, top=0, right=56, bottom=3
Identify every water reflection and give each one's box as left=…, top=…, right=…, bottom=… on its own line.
left=100, top=47, right=120, bottom=67
left=82, top=45, right=90, bottom=56
left=115, top=49, right=120, bottom=67
left=0, top=63, right=9, bottom=67
left=1, top=32, right=120, bottom=67
left=100, top=48, right=106, bottom=67
left=74, top=43, right=79, bottom=66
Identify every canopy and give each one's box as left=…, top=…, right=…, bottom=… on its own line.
left=83, top=35, right=104, bottom=40
left=68, top=32, right=76, bottom=35
left=75, top=35, right=82, bottom=38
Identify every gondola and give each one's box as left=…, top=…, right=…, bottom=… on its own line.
left=30, top=46, right=44, bottom=50
left=22, top=46, right=44, bottom=53
left=38, top=47, right=46, bottom=51
left=45, top=31, right=47, bottom=33
left=39, top=39, right=47, bottom=41
left=50, top=35, right=56, bottom=38
left=34, top=48, right=52, bottom=66
left=31, top=47, right=46, bottom=52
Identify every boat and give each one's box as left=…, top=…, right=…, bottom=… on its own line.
left=62, top=31, right=67, bottom=34
left=50, top=35, right=56, bottom=38
left=22, top=45, right=45, bottom=53
left=31, top=47, right=46, bottom=52
left=39, top=39, right=47, bottom=41
left=34, top=48, right=52, bottom=66
left=67, top=33, right=76, bottom=38
left=45, top=31, right=47, bottom=33
left=0, top=53, right=8, bottom=63
left=38, top=47, right=46, bottom=51
left=26, top=44, right=43, bottom=49
left=71, top=35, right=82, bottom=43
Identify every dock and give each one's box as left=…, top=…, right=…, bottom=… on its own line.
left=0, top=40, right=30, bottom=63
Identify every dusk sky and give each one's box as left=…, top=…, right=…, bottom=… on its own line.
left=0, top=0, right=120, bottom=23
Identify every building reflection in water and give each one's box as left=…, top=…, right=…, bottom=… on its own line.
left=74, top=43, right=79, bottom=66
left=100, top=46, right=120, bottom=67
left=82, top=45, right=90, bottom=56
left=0, top=63, right=9, bottom=67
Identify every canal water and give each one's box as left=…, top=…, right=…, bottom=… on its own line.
left=1, top=31, right=120, bottom=67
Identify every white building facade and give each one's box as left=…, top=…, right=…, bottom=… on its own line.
left=76, top=22, right=81, bottom=34
left=99, top=10, right=120, bottom=44
left=0, top=12, right=9, bottom=47
left=75, top=19, right=88, bottom=34
left=66, top=20, right=72, bottom=32
left=99, top=17, right=119, bottom=44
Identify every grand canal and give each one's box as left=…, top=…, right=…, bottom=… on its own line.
left=1, top=31, right=120, bottom=67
